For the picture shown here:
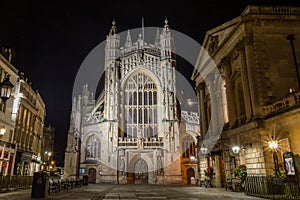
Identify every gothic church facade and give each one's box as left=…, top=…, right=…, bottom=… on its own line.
left=64, top=20, right=199, bottom=184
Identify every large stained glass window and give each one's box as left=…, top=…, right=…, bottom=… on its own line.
left=124, top=73, right=158, bottom=139
left=86, top=135, right=101, bottom=159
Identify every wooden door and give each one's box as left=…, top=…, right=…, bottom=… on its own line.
left=88, top=168, right=96, bottom=183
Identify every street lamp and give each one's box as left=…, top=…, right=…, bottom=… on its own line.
left=0, top=75, right=14, bottom=103
left=200, top=145, right=208, bottom=155
left=232, top=145, right=240, bottom=154
left=190, top=155, right=196, bottom=162
left=268, top=136, right=279, bottom=174
left=44, top=151, right=52, bottom=171
left=0, top=74, right=13, bottom=140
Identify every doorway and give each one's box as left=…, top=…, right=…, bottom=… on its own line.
left=132, top=159, right=148, bottom=184
left=187, top=168, right=195, bottom=184
left=88, top=168, right=96, bottom=183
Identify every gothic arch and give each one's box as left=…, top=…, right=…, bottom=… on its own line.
left=180, top=134, right=196, bottom=159
left=122, top=68, right=163, bottom=139
left=186, top=167, right=195, bottom=184
left=127, top=154, right=154, bottom=173
left=82, top=131, right=102, bottom=145
left=121, top=67, right=162, bottom=91
left=82, top=132, right=102, bottom=160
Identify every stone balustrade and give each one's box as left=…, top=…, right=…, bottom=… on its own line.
left=262, top=91, right=300, bottom=117
left=118, top=137, right=163, bottom=148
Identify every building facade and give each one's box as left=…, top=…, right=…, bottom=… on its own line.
left=64, top=20, right=200, bottom=184
left=0, top=50, right=18, bottom=176
left=192, top=5, right=300, bottom=187
left=13, top=72, right=46, bottom=176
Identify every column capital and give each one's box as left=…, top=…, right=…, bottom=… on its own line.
left=243, top=33, right=254, bottom=46
left=234, top=40, right=245, bottom=51
left=218, top=56, right=231, bottom=69
left=196, top=82, right=206, bottom=91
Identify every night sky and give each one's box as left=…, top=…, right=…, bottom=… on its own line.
left=1, top=0, right=299, bottom=166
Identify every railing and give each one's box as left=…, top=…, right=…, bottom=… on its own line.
left=244, top=176, right=300, bottom=199
left=48, top=178, right=85, bottom=195
left=0, top=175, right=33, bottom=192
left=262, top=91, right=300, bottom=117
left=118, top=137, right=163, bottom=148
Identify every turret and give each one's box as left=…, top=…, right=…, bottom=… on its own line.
left=124, top=30, right=132, bottom=48
left=105, top=20, right=120, bottom=68
left=160, top=18, right=174, bottom=61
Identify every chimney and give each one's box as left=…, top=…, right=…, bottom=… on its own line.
left=1, top=47, right=15, bottom=63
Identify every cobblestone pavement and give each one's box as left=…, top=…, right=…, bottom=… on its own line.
left=0, top=184, right=268, bottom=200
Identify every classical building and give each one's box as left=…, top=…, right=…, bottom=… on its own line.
left=192, top=5, right=300, bottom=187
left=64, top=20, right=200, bottom=184
left=0, top=49, right=18, bottom=176
left=13, top=72, right=46, bottom=176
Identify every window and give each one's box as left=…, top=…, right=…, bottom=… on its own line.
left=79, top=168, right=86, bottom=174
left=181, top=135, right=195, bottom=158
left=86, top=135, right=100, bottom=159
left=124, top=72, right=158, bottom=139
left=0, top=100, right=5, bottom=112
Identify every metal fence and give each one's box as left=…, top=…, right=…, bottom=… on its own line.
left=245, top=176, right=300, bottom=200
left=0, top=176, right=33, bottom=192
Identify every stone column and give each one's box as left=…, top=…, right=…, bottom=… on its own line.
left=206, top=73, right=218, bottom=134
left=198, top=83, right=208, bottom=135
left=221, top=57, right=237, bottom=127
left=244, top=34, right=259, bottom=117
left=236, top=41, right=253, bottom=121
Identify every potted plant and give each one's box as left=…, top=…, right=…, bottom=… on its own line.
left=274, top=163, right=287, bottom=179
left=203, top=166, right=213, bottom=187
left=234, top=164, right=247, bottom=180
left=232, top=164, right=247, bottom=192
left=204, top=166, right=213, bottom=179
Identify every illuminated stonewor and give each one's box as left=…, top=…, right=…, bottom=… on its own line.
left=64, top=20, right=200, bottom=184
left=192, top=5, right=300, bottom=188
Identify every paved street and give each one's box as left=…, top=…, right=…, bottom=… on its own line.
left=0, top=184, right=267, bottom=200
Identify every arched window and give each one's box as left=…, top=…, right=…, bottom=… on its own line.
left=181, top=135, right=195, bottom=159
left=86, top=135, right=101, bottom=159
left=124, top=72, right=158, bottom=139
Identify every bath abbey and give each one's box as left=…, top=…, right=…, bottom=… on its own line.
left=64, top=19, right=200, bottom=184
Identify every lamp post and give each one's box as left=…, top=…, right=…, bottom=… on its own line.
left=44, top=151, right=52, bottom=171
left=268, top=136, right=279, bottom=174
left=0, top=75, right=13, bottom=176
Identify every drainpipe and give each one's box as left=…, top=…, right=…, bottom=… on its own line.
left=287, top=34, right=300, bottom=90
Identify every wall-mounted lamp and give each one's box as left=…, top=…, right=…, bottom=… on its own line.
left=0, top=75, right=14, bottom=103
left=190, top=155, right=196, bottom=162
left=268, top=136, right=278, bottom=151
left=0, top=127, right=6, bottom=136
left=200, top=145, right=208, bottom=155
left=232, top=145, right=240, bottom=154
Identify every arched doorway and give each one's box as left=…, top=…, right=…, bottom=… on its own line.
left=88, top=168, right=96, bottom=183
left=134, top=159, right=148, bottom=184
left=187, top=168, right=195, bottom=185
